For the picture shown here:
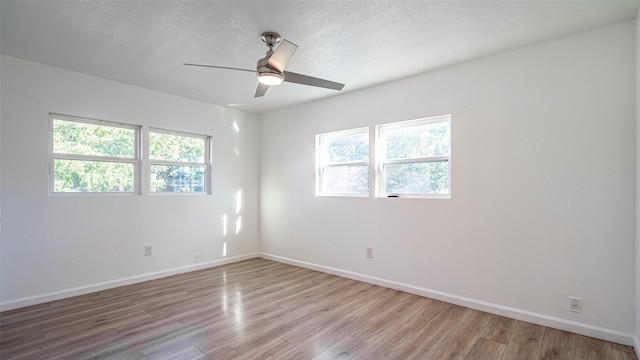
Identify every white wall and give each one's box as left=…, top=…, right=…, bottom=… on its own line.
left=635, top=9, right=640, bottom=353
left=0, top=55, right=260, bottom=310
left=260, top=21, right=636, bottom=342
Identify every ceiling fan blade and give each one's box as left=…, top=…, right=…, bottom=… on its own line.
left=255, top=83, right=270, bottom=97
left=267, top=39, right=298, bottom=72
left=283, top=71, right=345, bottom=91
left=184, top=63, right=256, bottom=73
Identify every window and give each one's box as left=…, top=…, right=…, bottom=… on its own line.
left=316, top=127, right=369, bottom=196
left=148, top=129, right=210, bottom=193
left=50, top=114, right=139, bottom=193
left=376, top=115, right=451, bottom=198
left=50, top=114, right=212, bottom=195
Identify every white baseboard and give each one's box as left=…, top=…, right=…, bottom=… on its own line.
left=260, top=252, right=636, bottom=347
left=635, top=335, right=640, bottom=358
left=0, top=252, right=259, bottom=312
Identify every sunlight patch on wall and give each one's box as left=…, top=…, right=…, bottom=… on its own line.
left=236, top=189, right=242, bottom=214
left=223, top=214, right=228, bottom=236
left=233, top=121, right=240, bottom=132
left=223, top=241, right=227, bottom=257
left=235, top=216, right=242, bottom=235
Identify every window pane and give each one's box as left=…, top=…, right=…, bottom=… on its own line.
left=53, top=119, right=135, bottom=158
left=322, top=165, right=369, bottom=194
left=53, top=159, right=134, bottom=192
left=384, top=161, right=449, bottom=195
left=321, top=131, right=369, bottom=164
left=384, top=121, right=450, bottom=160
left=150, top=165, right=205, bottom=193
left=149, top=132, right=205, bottom=163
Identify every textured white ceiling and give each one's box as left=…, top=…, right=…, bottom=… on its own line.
left=1, top=1, right=639, bottom=114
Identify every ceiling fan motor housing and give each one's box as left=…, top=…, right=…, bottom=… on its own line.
left=256, top=50, right=284, bottom=84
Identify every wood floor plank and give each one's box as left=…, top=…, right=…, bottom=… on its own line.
left=0, top=329, right=45, bottom=351
left=305, top=315, right=370, bottom=351
left=230, top=301, right=341, bottom=355
left=134, top=319, right=223, bottom=360
left=387, top=293, right=435, bottom=325
left=612, top=343, right=639, bottom=356
left=153, top=344, right=204, bottom=360
left=0, top=258, right=634, bottom=360
left=326, top=281, right=378, bottom=307
left=576, top=336, right=613, bottom=359
left=539, top=327, right=580, bottom=360
left=0, top=299, right=94, bottom=331
left=0, top=302, right=52, bottom=326
left=115, top=310, right=184, bottom=336
left=422, top=308, right=483, bottom=360
left=39, top=328, right=121, bottom=360
left=402, top=297, right=452, bottom=329
left=366, top=323, right=426, bottom=359
left=88, top=316, right=189, bottom=359
left=1, top=299, right=135, bottom=340
left=235, top=337, right=298, bottom=359
left=477, top=313, right=516, bottom=344
left=501, top=320, right=545, bottom=360
left=268, top=339, right=327, bottom=360
left=313, top=278, right=370, bottom=303
left=2, top=321, right=122, bottom=359
left=279, top=302, right=351, bottom=346
left=0, top=302, right=50, bottom=318
left=348, top=288, right=401, bottom=320
left=88, top=283, right=144, bottom=306
left=612, top=348, right=640, bottom=360
left=367, top=291, right=419, bottom=323
left=194, top=305, right=300, bottom=354
left=311, top=336, right=366, bottom=360
left=198, top=345, right=242, bottom=360
left=43, top=307, right=150, bottom=339
left=463, top=337, right=506, bottom=359
left=403, top=305, right=474, bottom=360
left=90, top=349, right=150, bottom=360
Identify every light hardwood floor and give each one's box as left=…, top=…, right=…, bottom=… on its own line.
left=0, top=258, right=637, bottom=360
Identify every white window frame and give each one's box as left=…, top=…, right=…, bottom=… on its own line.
left=315, top=127, right=370, bottom=197
left=49, top=113, right=141, bottom=195
left=148, top=127, right=212, bottom=195
left=376, top=115, right=451, bottom=199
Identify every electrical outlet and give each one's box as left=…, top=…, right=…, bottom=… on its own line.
left=366, top=248, right=373, bottom=259
left=144, top=245, right=152, bottom=256
left=569, top=296, right=582, bottom=313
left=194, top=252, right=201, bottom=263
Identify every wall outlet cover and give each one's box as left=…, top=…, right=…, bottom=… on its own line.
left=569, top=296, right=582, bottom=313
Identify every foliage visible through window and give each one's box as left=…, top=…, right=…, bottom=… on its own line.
left=149, top=130, right=209, bottom=193
left=377, top=115, right=451, bottom=197
left=316, top=128, right=369, bottom=196
left=51, top=115, right=138, bottom=193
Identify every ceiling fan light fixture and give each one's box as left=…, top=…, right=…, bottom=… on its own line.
left=257, top=72, right=284, bottom=86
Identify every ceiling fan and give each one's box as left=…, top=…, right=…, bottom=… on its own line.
left=184, top=32, right=345, bottom=98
